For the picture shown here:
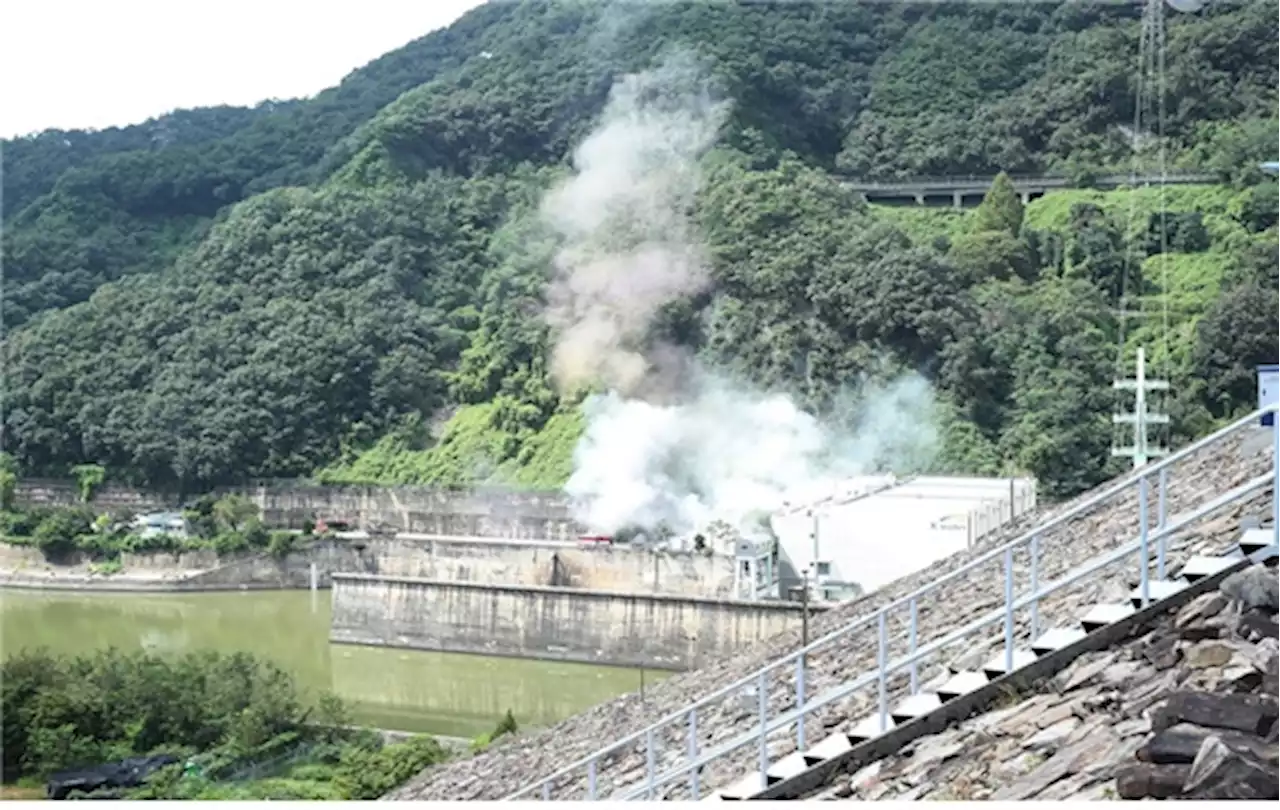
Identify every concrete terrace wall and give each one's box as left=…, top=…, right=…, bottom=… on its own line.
left=0, top=543, right=220, bottom=574
left=189, top=537, right=737, bottom=597
left=13, top=478, right=581, bottom=540
left=329, top=573, right=828, bottom=670
left=0, top=536, right=738, bottom=598
left=249, top=484, right=577, bottom=539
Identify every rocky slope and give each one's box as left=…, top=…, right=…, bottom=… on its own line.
left=810, top=563, right=1277, bottom=801
left=386, top=428, right=1274, bottom=800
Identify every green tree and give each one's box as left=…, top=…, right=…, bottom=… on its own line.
left=0, top=452, right=18, bottom=512
left=948, top=230, right=1037, bottom=284
left=213, top=494, right=261, bottom=533
left=71, top=464, right=106, bottom=503
left=972, top=172, right=1025, bottom=236
left=1234, top=181, right=1279, bottom=233
left=1189, top=280, right=1280, bottom=420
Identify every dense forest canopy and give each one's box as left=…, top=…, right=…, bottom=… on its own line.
left=1, top=0, right=1276, bottom=501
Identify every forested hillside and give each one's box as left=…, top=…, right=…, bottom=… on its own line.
left=2, top=0, right=1276, bottom=501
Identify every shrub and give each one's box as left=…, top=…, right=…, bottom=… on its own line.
left=334, top=735, right=448, bottom=800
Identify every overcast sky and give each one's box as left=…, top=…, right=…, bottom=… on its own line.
left=0, top=0, right=487, bottom=138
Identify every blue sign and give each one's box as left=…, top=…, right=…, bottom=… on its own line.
left=1260, top=364, right=1279, bottom=426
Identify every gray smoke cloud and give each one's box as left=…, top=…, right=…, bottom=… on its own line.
left=540, top=50, right=941, bottom=539
left=541, top=51, right=729, bottom=397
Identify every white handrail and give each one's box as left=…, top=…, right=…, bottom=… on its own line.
left=615, top=470, right=1272, bottom=800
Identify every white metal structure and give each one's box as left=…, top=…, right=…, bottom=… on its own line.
left=771, top=475, right=1035, bottom=596
left=1112, top=347, right=1170, bottom=468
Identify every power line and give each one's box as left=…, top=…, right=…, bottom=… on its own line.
left=1111, top=0, right=1177, bottom=468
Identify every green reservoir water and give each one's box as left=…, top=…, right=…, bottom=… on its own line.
left=0, top=589, right=656, bottom=739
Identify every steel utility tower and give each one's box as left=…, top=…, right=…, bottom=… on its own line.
left=1112, top=347, right=1170, bottom=469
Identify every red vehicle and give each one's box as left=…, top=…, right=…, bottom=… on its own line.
left=578, top=534, right=614, bottom=546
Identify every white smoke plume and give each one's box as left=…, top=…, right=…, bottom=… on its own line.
left=566, top=372, right=940, bottom=539
left=541, top=51, right=729, bottom=396
left=540, top=50, right=941, bottom=540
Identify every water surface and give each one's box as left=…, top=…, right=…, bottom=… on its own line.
left=1, top=589, right=656, bottom=738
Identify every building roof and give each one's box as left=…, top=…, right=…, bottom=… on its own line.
left=771, top=475, right=1036, bottom=592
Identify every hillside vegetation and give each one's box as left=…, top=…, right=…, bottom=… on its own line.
left=1, top=0, right=1276, bottom=501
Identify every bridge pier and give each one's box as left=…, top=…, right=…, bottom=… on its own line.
left=952, top=192, right=963, bottom=209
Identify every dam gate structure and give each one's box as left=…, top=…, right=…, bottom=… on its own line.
left=502, top=403, right=1279, bottom=801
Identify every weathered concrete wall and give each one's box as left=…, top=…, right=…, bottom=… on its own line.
left=121, top=549, right=221, bottom=571
left=14, top=480, right=174, bottom=513
left=364, top=538, right=736, bottom=597
left=13, top=478, right=580, bottom=540
left=0, top=536, right=737, bottom=597
left=329, top=573, right=827, bottom=670
left=184, top=538, right=736, bottom=596
left=0, top=543, right=59, bottom=570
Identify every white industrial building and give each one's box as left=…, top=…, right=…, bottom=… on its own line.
left=769, top=475, right=1037, bottom=602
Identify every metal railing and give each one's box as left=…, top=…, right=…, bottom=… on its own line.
left=507, top=404, right=1278, bottom=801
left=836, top=170, right=1216, bottom=191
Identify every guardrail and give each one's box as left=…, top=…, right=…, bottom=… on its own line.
left=506, top=403, right=1278, bottom=801
left=837, top=171, right=1217, bottom=192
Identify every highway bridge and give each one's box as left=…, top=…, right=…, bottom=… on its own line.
left=837, top=171, right=1218, bottom=208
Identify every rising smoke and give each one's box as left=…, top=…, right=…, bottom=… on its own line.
left=566, top=373, right=939, bottom=539
left=541, top=51, right=940, bottom=541
left=541, top=51, right=728, bottom=398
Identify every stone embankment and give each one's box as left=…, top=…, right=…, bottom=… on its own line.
left=386, top=430, right=1273, bottom=800
left=809, top=563, right=1277, bottom=801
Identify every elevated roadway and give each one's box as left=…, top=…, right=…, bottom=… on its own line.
left=838, top=171, right=1217, bottom=208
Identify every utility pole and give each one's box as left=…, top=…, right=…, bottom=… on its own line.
left=801, top=565, right=811, bottom=649
left=1112, top=347, right=1170, bottom=469
left=809, top=509, right=820, bottom=567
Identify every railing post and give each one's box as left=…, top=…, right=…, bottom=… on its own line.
left=1029, top=534, right=1040, bottom=641
left=876, top=610, right=888, bottom=732
left=908, top=598, right=919, bottom=694
left=687, top=709, right=699, bottom=800
left=1139, top=476, right=1151, bottom=607
left=588, top=758, right=598, bottom=801
left=794, top=656, right=806, bottom=750
left=1003, top=546, right=1014, bottom=674
left=1156, top=467, right=1168, bottom=527
left=757, top=672, right=768, bottom=791
left=646, top=728, right=656, bottom=799
left=1273, top=408, right=1279, bottom=551
left=1157, top=467, right=1168, bottom=580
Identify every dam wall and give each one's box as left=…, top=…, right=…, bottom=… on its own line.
left=12, top=478, right=580, bottom=540
left=329, top=573, right=828, bottom=670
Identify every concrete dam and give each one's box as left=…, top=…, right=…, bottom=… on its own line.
left=329, top=574, right=828, bottom=670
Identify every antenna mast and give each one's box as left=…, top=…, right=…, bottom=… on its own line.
left=1112, top=347, right=1170, bottom=468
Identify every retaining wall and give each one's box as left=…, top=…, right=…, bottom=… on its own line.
left=329, top=573, right=828, bottom=670
left=13, top=479, right=580, bottom=540
left=0, top=536, right=737, bottom=597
